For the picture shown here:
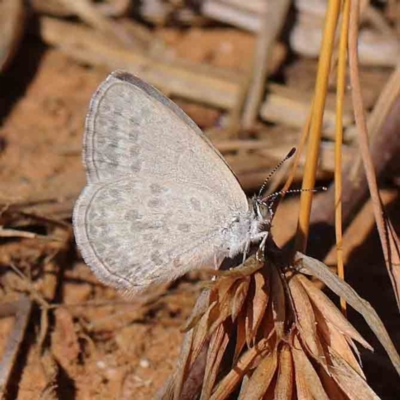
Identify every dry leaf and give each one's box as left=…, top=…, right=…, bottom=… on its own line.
left=316, top=309, right=365, bottom=378
left=234, top=309, right=247, bottom=362
left=296, top=252, right=400, bottom=375
left=297, top=274, right=371, bottom=350
left=161, top=251, right=393, bottom=398
left=189, top=301, right=217, bottom=368
left=238, top=349, right=278, bottom=400
left=289, top=276, right=325, bottom=363
left=270, top=264, right=285, bottom=341
left=274, top=344, right=294, bottom=400
left=292, top=336, right=330, bottom=400
left=245, top=271, right=269, bottom=346
left=182, top=289, right=210, bottom=332
left=328, top=353, right=380, bottom=400
left=51, top=308, right=80, bottom=367
left=210, top=339, right=270, bottom=400
left=201, top=323, right=230, bottom=400
left=231, top=277, right=250, bottom=321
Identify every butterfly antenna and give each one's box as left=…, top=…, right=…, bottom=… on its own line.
left=261, top=186, right=327, bottom=203
left=257, top=147, right=296, bottom=198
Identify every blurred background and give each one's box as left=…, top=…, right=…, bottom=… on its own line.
left=0, top=1, right=399, bottom=398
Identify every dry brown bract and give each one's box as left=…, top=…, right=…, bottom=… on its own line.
left=159, top=246, right=400, bottom=399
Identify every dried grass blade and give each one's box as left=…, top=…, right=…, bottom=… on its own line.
left=260, top=300, right=276, bottom=344
left=215, top=275, right=241, bottom=303
left=297, top=274, right=371, bottom=350
left=270, top=264, right=285, bottom=341
left=181, top=347, right=208, bottom=400
left=274, top=344, right=294, bottom=400
left=292, top=336, right=330, bottom=400
left=296, top=252, right=400, bottom=375
left=0, top=295, right=32, bottom=395
left=238, top=350, right=278, bottom=400
left=349, top=0, right=400, bottom=309
left=209, top=281, right=242, bottom=334
left=289, top=276, right=325, bottom=362
left=182, top=290, right=210, bottom=332
left=294, top=0, right=341, bottom=250
left=245, top=271, right=269, bottom=345
left=346, top=336, right=363, bottom=366
left=219, top=256, right=264, bottom=278
left=234, top=309, right=247, bottom=363
left=328, top=324, right=365, bottom=377
left=200, top=323, right=230, bottom=400
left=210, top=339, right=270, bottom=400
left=318, top=364, right=347, bottom=400
left=315, top=306, right=365, bottom=377
left=237, top=373, right=251, bottom=399
left=158, top=329, right=194, bottom=399
left=57, top=0, right=132, bottom=47
left=232, top=277, right=250, bottom=321
left=329, top=353, right=380, bottom=399
left=188, top=301, right=218, bottom=369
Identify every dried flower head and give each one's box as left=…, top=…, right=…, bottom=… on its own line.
left=159, top=245, right=400, bottom=399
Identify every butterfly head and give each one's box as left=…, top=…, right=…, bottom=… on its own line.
left=252, top=193, right=279, bottom=227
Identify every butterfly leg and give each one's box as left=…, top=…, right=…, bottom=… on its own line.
left=242, top=240, right=251, bottom=264
left=213, top=252, right=220, bottom=271
left=256, top=232, right=268, bottom=262
left=243, top=230, right=268, bottom=263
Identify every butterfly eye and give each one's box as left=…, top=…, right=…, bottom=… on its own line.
left=253, top=199, right=274, bottom=222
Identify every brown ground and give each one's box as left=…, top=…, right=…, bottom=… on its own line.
left=0, top=28, right=399, bottom=399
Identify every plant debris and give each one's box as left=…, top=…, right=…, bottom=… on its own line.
left=159, top=242, right=399, bottom=399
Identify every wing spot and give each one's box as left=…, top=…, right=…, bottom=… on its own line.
left=125, top=209, right=142, bottom=221
left=173, top=256, right=181, bottom=268
left=96, top=135, right=106, bottom=146
left=139, top=221, right=163, bottom=230
left=128, top=116, right=141, bottom=126
left=88, top=225, right=101, bottom=237
left=110, top=122, right=120, bottom=132
left=125, top=264, right=140, bottom=279
left=143, top=233, right=153, bottom=241
left=190, top=197, right=202, bottom=211
left=104, top=146, right=120, bottom=164
left=178, top=223, right=191, bottom=233
left=150, top=183, right=167, bottom=195
left=108, top=189, right=122, bottom=199
left=148, top=198, right=162, bottom=208
left=152, top=239, right=164, bottom=247
left=129, top=130, right=139, bottom=142
left=130, top=161, right=142, bottom=172
left=129, top=146, right=140, bottom=157
left=101, top=104, right=112, bottom=114
left=151, top=251, right=163, bottom=266
left=93, top=242, right=106, bottom=253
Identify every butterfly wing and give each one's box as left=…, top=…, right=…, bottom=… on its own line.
left=84, top=71, right=237, bottom=186
left=74, top=71, right=249, bottom=294
left=74, top=176, right=240, bottom=293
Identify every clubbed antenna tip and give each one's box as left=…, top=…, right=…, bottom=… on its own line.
left=287, top=147, right=296, bottom=158
left=257, top=147, right=297, bottom=198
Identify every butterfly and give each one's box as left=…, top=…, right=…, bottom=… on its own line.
left=73, top=71, right=294, bottom=295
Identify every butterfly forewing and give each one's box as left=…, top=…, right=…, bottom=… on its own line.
left=73, top=71, right=249, bottom=293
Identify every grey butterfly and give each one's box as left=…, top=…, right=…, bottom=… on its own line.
left=73, top=71, right=283, bottom=295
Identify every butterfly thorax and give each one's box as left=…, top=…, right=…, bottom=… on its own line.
left=221, top=199, right=269, bottom=259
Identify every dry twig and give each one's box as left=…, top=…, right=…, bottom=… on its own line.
left=295, top=0, right=341, bottom=251
left=0, top=296, right=32, bottom=397
left=0, top=0, right=26, bottom=72
left=241, top=0, right=290, bottom=130
left=348, top=0, right=400, bottom=308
